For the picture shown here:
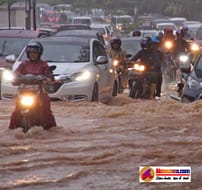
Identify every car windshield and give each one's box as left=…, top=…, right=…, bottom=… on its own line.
left=93, top=27, right=105, bottom=34
left=74, top=19, right=91, bottom=25
left=121, top=39, right=141, bottom=55
left=19, top=41, right=90, bottom=63
left=0, top=37, right=31, bottom=57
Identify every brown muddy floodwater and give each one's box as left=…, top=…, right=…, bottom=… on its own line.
left=0, top=89, right=202, bottom=190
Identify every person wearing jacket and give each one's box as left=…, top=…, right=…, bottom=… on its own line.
left=107, top=37, right=127, bottom=92
left=151, top=36, right=164, bottom=97
left=129, top=36, right=161, bottom=99
left=9, top=41, right=57, bottom=130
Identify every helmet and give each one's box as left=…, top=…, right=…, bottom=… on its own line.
left=132, top=30, right=141, bottom=37
left=164, top=27, right=173, bottom=35
left=140, top=37, right=151, bottom=49
left=151, top=36, right=160, bottom=44
left=176, top=29, right=184, bottom=37
left=26, top=41, right=43, bottom=59
left=110, top=37, right=121, bottom=46
left=182, top=25, right=189, bottom=31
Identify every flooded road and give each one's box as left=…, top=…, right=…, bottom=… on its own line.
left=0, top=90, right=202, bottom=189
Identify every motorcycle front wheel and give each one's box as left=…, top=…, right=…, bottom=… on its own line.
left=129, top=81, right=142, bottom=99
left=20, top=116, right=31, bottom=133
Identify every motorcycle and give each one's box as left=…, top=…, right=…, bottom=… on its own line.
left=128, top=61, right=151, bottom=99
left=162, top=40, right=177, bottom=83
left=13, top=66, right=56, bottom=133
left=112, top=59, right=127, bottom=93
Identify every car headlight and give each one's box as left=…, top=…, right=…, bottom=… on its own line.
left=54, top=75, right=71, bottom=83
left=187, top=77, right=201, bottom=90
left=71, top=71, right=91, bottom=81
left=2, top=70, right=15, bottom=82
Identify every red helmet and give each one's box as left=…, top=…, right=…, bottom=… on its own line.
left=164, top=27, right=173, bottom=35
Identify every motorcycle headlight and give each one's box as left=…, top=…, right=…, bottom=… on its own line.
left=179, top=55, right=189, bottom=63
left=71, top=71, right=91, bottom=81
left=190, top=43, right=199, bottom=52
left=2, top=70, right=15, bottom=82
left=134, top=64, right=145, bottom=72
left=113, top=60, right=119, bottom=67
left=164, top=41, right=173, bottom=49
left=20, top=95, right=35, bottom=107
left=187, top=77, right=201, bottom=90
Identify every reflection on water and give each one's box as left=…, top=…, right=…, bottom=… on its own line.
left=0, top=94, right=202, bottom=189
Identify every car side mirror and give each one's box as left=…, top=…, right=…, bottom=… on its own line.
left=95, top=56, right=108, bottom=64
left=5, top=54, right=16, bottom=64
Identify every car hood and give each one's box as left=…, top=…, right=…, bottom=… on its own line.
left=48, top=61, right=91, bottom=75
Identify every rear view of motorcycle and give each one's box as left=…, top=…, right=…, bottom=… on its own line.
left=128, top=61, right=151, bottom=99
left=14, top=74, right=48, bottom=133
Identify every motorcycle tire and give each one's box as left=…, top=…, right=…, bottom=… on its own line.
left=21, top=116, right=31, bottom=133
left=129, top=81, right=142, bottom=99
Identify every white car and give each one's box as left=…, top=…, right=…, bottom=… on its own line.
left=1, top=36, right=118, bottom=102
left=156, top=22, right=177, bottom=32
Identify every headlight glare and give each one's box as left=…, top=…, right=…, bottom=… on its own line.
left=20, top=95, right=35, bottom=107
left=179, top=55, right=189, bottom=63
left=2, top=70, right=15, bottom=82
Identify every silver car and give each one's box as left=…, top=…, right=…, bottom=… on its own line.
left=2, top=36, right=118, bottom=102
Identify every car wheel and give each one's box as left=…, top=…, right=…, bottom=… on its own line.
left=112, top=81, right=118, bottom=96
left=91, top=83, right=99, bottom=102
left=181, top=96, right=191, bottom=103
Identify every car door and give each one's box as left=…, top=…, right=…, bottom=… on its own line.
left=92, top=40, right=111, bottom=98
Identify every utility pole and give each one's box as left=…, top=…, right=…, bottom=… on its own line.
left=32, top=0, right=36, bottom=30
left=25, top=0, right=31, bottom=29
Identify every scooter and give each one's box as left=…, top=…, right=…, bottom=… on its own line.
left=13, top=66, right=56, bottom=133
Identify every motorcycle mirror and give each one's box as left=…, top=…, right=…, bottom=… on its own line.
left=49, top=65, right=56, bottom=71
left=126, top=54, right=132, bottom=58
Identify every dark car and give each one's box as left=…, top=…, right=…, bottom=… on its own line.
left=0, top=29, right=49, bottom=68
left=181, top=52, right=202, bottom=102
left=195, top=26, right=202, bottom=46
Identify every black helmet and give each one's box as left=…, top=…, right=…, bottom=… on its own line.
left=110, top=37, right=121, bottom=46
left=176, top=29, right=184, bottom=38
left=132, top=30, right=141, bottom=37
left=140, top=37, right=151, bottom=49
left=26, top=41, right=43, bottom=59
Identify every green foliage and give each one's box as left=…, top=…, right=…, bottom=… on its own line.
left=0, top=0, right=17, bottom=5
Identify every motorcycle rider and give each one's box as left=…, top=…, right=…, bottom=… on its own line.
left=160, top=27, right=175, bottom=53
left=151, top=36, right=164, bottom=97
left=129, top=36, right=161, bottom=99
left=173, top=29, right=190, bottom=95
left=181, top=25, right=194, bottom=40
left=9, top=41, right=57, bottom=130
left=107, top=37, right=127, bottom=92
